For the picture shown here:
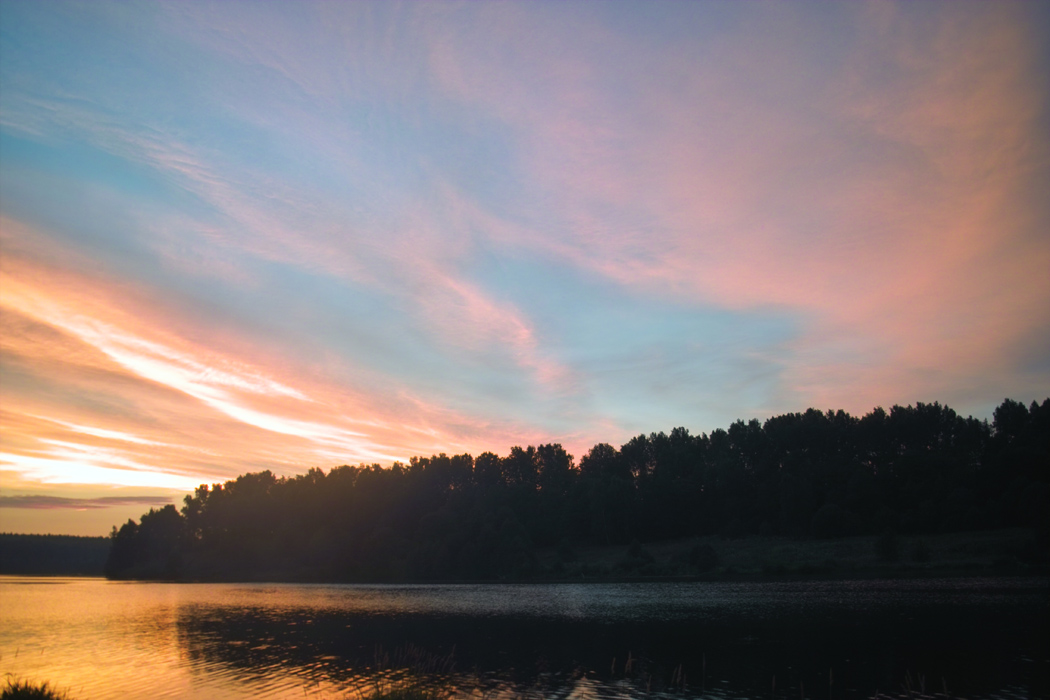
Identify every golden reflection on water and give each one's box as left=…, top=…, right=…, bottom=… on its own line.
left=0, top=576, right=654, bottom=700
left=0, top=577, right=348, bottom=700
left=1, top=577, right=571, bottom=700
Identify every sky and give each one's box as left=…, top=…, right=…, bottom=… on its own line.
left=1, top=1, right=1048, bottom=536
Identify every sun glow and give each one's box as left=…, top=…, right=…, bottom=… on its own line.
left=0, top=451, right=202, bottom=490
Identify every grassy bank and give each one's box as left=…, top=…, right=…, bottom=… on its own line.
left=537, top=527, right=1045, bottom=580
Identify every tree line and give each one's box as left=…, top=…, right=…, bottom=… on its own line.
left=0, top=534, right=110, bottom=576
left=105, top=398, right=1049, bottom=581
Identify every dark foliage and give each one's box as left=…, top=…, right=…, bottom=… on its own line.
left=105, top=399, right=1050, bottom=581
left=912, top=539, right=932, bottom=563
left=688, top=543, right=720, bottom=572
left=875, top=529, right=901, bottom=562
left=1, top=679, right=71, bottom=700
left=0, top=534, right=109, bottom=576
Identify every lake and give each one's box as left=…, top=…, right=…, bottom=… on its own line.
left=0, top=576, right=1046, bottom=699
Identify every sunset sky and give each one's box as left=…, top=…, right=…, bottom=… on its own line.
left=1, top=1, right=1048, bottom=536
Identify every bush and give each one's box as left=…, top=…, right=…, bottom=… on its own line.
left=761, top=561, right=787, bottom=575
left=810, top=503, right=856, bottom=539
left=2, top=679, right=71, bottom=700
left=911, top=539, right=932, bottom=563
left=875, top=529, right=900, bottom=562
left=618, top=539, right=656, bottom=572
left=688, top=543, right=719, bottom=572
left=555, top=538, right=577, bottom=563
left=367, top=689, right=445, bottom=700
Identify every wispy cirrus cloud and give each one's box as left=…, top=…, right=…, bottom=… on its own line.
left=0, top=216, right=564, bottom=497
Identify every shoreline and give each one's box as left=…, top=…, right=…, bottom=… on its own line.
left=6, top=527, right=1044, bottom=585
left=6, top=568, right=1050, bottom=587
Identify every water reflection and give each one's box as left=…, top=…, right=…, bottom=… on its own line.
left=0, top=577, right=1046, bottom=700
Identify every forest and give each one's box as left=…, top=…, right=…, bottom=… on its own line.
left=104, top=398, right=1049, bottom=581
left=0, top=534, right=109, bottom=576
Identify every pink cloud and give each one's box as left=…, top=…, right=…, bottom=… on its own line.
left=421, top=2, right=1050, bottom=415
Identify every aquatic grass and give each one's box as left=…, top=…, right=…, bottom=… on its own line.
left=375, top=643, right=456, bottom=676
left=354, top=644, right=457, bottom=700
left=1, top=679, right=72, bottom=700
left=363, top=689, right=446, bottom=700
left=356, top=678, right=453, bottom=700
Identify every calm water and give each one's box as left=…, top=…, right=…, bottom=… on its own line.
left=0, top=576, right=1046, bottom=700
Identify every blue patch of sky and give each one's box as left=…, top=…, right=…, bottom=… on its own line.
left=2, top=0, right=532, bottom=243
left=0, top=131, right=200, bottom=210
left=199, top=258, right=451, bottom=387
left=468, top=253, right=802, bottom=434
left=1036, top=0, right=1050, bottom=91
left=284, top=101, right=527, bottom=222
left=0, top=167, right=156, bottom=270
left=0, top=140, right=216, bottom=275
left=581, top=0, right=746, bottom=47
left=1, top=3, right=174, bottom=111
left=413, top=113, right=526, bottom=214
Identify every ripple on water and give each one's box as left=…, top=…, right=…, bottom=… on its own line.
left=0, top=576, right=1046, bottom=700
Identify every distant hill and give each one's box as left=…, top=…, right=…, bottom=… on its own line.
left=0, top=533, right=110, bottom=576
